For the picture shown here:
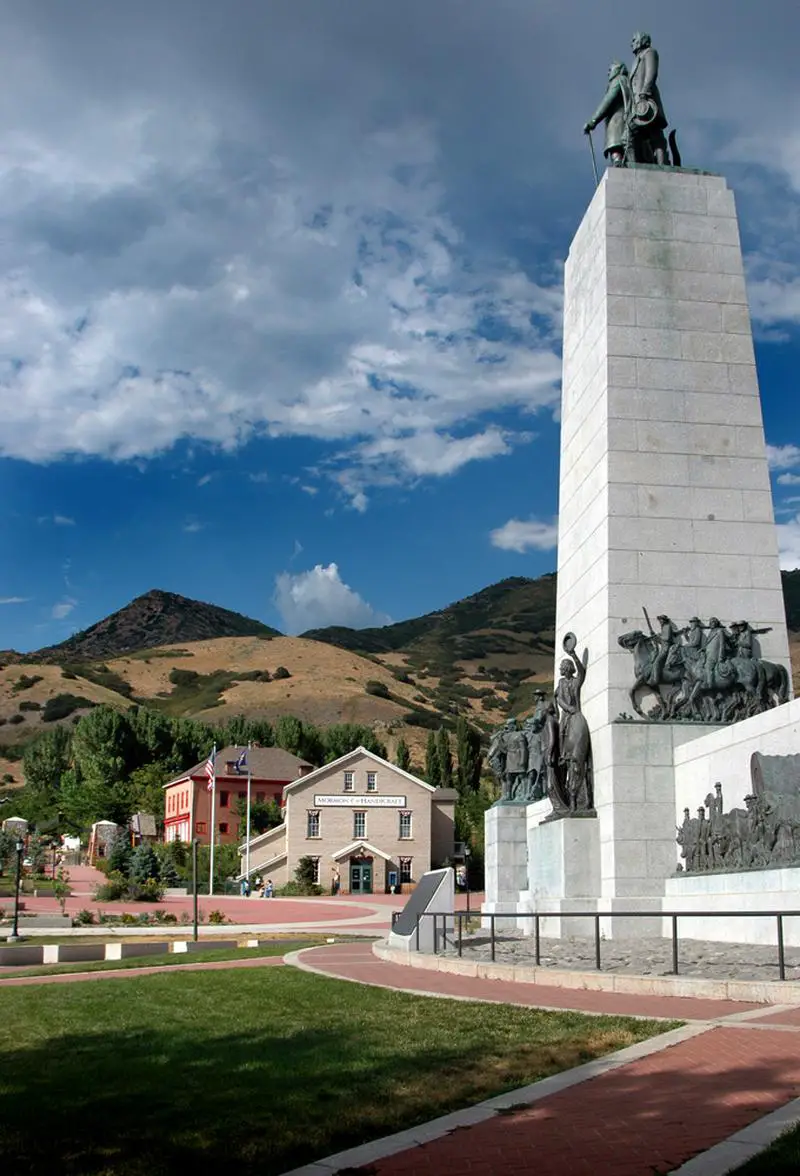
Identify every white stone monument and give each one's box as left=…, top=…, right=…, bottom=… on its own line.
left=485, top=164, right=797, bottom=940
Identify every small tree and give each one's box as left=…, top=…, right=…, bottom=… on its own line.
left=456, top=716, right=483, bottom=796
left=425, top=730, right=441, bottom=788
left=395, top=738, right=411, bottom=772
left=107, top=831, right=133, bottom=877
left=129, top=842, right=161, bottom=886
left=294, top=856, right=318, bottom=891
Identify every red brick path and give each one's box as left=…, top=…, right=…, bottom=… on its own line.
left=293, top=941, right=800, bottom=1175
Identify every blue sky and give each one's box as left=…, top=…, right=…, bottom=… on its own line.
left=1, top=0, right=800, bottom=651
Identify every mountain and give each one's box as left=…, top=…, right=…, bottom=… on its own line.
left=33, top=589, right=281, bottom=663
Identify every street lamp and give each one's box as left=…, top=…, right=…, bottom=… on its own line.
left=463, top=843, right=472, bottom=919
left=8, top=837, right=24, bottom=943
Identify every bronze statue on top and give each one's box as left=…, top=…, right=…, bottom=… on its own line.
left=584, top=30, right=681, bottom=172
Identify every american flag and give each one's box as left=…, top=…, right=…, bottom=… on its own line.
left=205, top=745, right=216, bottom=792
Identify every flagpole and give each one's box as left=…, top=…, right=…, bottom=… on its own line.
left=245, top=766, right=252, bottom=883
left=208, top=744, right=216, bottom=896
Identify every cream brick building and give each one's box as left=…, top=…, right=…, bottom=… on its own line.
left=240, top=747, right=458, bottom=894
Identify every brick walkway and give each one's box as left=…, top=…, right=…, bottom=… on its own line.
left=289, top=941, right=800, bottom=1175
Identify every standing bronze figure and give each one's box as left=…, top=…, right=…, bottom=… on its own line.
left=555, top=633, right=594, bottom=812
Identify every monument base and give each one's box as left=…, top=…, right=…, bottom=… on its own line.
left=482, top=803, right=528, bottom=931
left=664, top=868, right=800, bottom=947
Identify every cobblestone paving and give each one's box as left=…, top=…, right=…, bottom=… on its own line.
left=444, top=932, right=800, bottom=982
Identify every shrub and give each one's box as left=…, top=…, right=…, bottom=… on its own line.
left=95, top=871, right=127, bottom=901
left=272, top=666, right=291, bottom=680
left=1, top=773, right=13, bottom=784
left=365, top=679, right=390, bottom=699
left=169, top=668, right=199, bottom=687
left=276, top=880, right=324, bottom=897
left=153, top=909, right=178, bottom=925
left=61, top=668, right=78, bottom=680
left=74, top=909, right=96, bottom=926
left=8, top=714, right=24, bottom=725
left=18, top=700, right=41, bottom=712
left=208, top=909, right=228, bottom=924
left=42, top=694, right=95, bottom=722
left=11, top=674, right=43, bottom=694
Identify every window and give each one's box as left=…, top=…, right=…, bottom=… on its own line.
left=219, top=822, right=229, bottom=834
left=220, top=790, right=229, bottom=809
left=366, top=771, right=377, bottom=791
left=307, top=810, right=320, bottom=838
left=399, top=811, right=412, bottom=839
left=256, top=792, right=265, bottom=803
left=344, top=771, right=355, bottom=792
left=353, top=811, right=366, bottom=838
left=310, top=856, right=321, bottom=885
left=196, top=822, right=207, bottom=835
left=399, top=858, right=413, bottom=884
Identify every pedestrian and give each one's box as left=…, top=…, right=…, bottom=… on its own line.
left=265, top=878, right=274, bottom=898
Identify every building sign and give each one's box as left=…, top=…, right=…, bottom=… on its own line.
left=314, top=794, right=407, bottom=808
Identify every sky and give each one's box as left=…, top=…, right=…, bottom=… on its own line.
left=2, top=1, right=800, bottom=650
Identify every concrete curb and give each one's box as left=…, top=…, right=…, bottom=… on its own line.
left=373, top=940, right=800, bottom=1005
left=278, top=1021, right=712, bottom=1176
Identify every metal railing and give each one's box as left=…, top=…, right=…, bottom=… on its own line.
left=404, top=909, right=800, bottom=981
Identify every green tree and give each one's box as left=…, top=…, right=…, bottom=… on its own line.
left=129, top=842, right=161, bottom=885
left=107, top=830, right=133, bottom=877
left=235, top=796, right=283, bottom=835
left=323, top=723, right=387, bottom=763
left=395, top=738, right=411, bottom=772
left=128, top=762, right=168, bottom=823
left=294, top=855, right=319, bottom=893
left=437, top=728, right=453, bottom=789
left=274, top=715, right=305, bottom=756
left=455, top=717, right=483, bottom=797
left=20, top=725, right=72, bottom=826
left=425, top=730, right=441, bottom=788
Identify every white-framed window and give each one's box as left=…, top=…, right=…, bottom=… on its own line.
left=366, top=771, right=377, bottom=791
left=353, top=810, right=366, bottom=838
left=307, top=810, right=320, bottom=838
left=399, top=811, right=412, bottom=839
left=399, top=857, right=413, bottom=884
left=343, top=770, right=355, bottom=792
left=310, top=856, right=321, bottom=885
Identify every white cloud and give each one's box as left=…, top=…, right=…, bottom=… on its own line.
left=490, top=516, right=558, bottom=554
left=197, top=473, right=214, bottom=487
left=777, top=516, right=800, bottom=570
left=0, top=94, right=562, bottom=499
left=0, top=596, right=29, bottom=605
left=51, top=597, right=77, bottom=619
left=183, top=519, right=203, bottom=533
left=777, top=473, right=800, bottom=486
left=274, top=562, right=391, bottom=633
left=766, top=445, right=800, bottom=472
left=53, top=514, right=76, bottom=526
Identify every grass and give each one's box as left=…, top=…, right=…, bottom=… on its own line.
left=1, top=941, right=314, bottom=979
left=0, top=965, right=678, bottom=1175
left=731, top=1125, right=800, bottom=1173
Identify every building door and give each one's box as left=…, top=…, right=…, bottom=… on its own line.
left=350, top=861, right=373, bottom=894
left=350, top=863, right=362, bottom=892
left=360, top=863, right=373, bottom=894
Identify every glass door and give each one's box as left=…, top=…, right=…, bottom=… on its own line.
left=350, top=863, right=362, bottom=892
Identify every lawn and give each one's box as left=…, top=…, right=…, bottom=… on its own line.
left=0, top=965, right=678, bottom=1175
left=731, top=1124, right=800, bottom=1174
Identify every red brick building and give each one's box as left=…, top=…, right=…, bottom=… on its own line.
left=163, top=745, right=313, bottom=846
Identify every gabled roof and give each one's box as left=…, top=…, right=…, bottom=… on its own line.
left=283, top=746, right=435, bottom=795
left=164, top=745, right=312, bottom=789
left=330, top=839, right=394, bottom=862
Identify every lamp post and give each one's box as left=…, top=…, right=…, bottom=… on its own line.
left=8, top=837, right=24, bottom=942
left=464, top=843, right=472, bottom=919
